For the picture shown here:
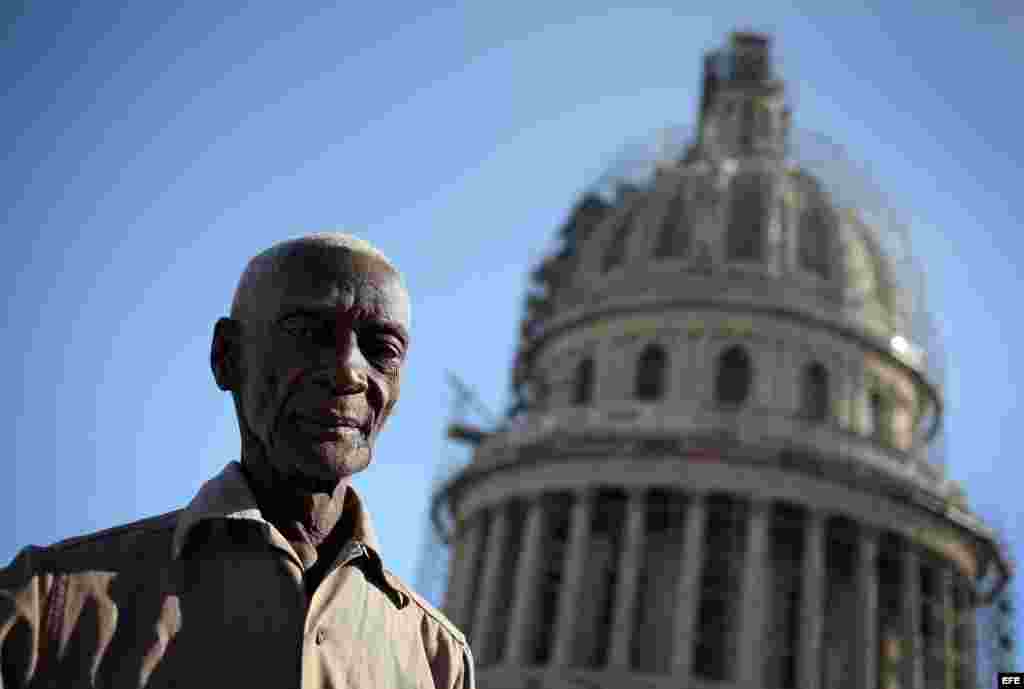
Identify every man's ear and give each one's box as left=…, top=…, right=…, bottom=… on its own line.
left=211, top=317, right=243, bottom=391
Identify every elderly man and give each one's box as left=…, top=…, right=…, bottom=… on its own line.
left=0, top=234, right=474, bottom=688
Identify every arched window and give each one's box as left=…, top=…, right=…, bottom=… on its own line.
left=635, top=344, right=667, bottom=401
left=799, top=203, right=833, bottom=279
left=726, top=172, right=768, bottom=261
left=572, top=357, right=595, bottom=406
left=801, top=362, right=829, bottom=421
left=601, top=211, right=634, bottom=273
left=654, top=186, right=692, bottom=259
left=715, top=345, right=752, bottom=407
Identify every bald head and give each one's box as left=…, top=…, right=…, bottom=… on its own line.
left=212, top=231, right=411, bottom=492
left=230, top=233, right=407, bottom=326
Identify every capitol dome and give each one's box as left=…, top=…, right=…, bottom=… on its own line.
left=517, top=45, right=945, bottom=456
left=433, top=30, right=1010, bottom=689
left=556, top=135, right=907, bottom=339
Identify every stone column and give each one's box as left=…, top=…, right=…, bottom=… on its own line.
left=609, top=488, right=648, bottom=668
left=855, top=363, right=870, bottom=436
left=784, top=347, right=801, bottom=413
left=552, top=489, right=595, bottom=667
left=471, top=502, right=510, bottom=663
left=693, top=333, right=710, bottom=402
left=449, top=511, right=488, bottom=632
left=593, top=338, right=611, bottom=403
left=671, top=493, right=707, bottom=677
left=902, top=546, right=923, bottom=689
left=962, top=582, right=978, bottom=689
left=768, top=185, right=785, bottom=277
left=601, top=339, right=630, bottom=401
left=857, top=527, right=879, bottom=689
left=799, top=510, right=826, bottom=689
left=673, top=336, right=692, bottom=406
left=838, top=359, right=854, bottom=430
left=505, top=495, right=548, bottom=665
left=771, top=342, right=788, bottom=411
left=756, top=346, right=774, bottom=408
left=738, top=499, right=771, bottom=685
left=940, top=566, right=954, bottom=689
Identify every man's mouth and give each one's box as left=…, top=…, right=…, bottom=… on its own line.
left=293, top=413, right=368, bottom=439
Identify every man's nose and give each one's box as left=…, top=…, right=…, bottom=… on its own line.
left=317, top=329, right=368, bottom=395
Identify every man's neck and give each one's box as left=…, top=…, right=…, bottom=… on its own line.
left=239, top=456, right=352, bottom=568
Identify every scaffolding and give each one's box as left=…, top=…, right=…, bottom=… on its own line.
left=977, top=523, right=1018, bottom=687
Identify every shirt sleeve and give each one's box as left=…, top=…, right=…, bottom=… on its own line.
left=0, top=547, right=50, bottom=689
left=421, top=609, right=475, bottom=689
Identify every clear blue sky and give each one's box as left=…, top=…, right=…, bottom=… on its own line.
left=2, top=0, right=1021, bottom=618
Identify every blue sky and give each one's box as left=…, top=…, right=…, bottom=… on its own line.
left=2, top=0, right=1021, bottom=627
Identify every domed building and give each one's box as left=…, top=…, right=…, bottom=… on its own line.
left=431, top=31, right=1011, bottom=689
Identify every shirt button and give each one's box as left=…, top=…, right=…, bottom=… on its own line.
left=315, top=628, right=327, bottom=645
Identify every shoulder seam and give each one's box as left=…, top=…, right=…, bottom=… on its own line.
left=48, top=510, right=180, bottom=552
left=384, top=569, right=466, bottom=646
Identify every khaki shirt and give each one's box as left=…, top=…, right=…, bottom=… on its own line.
left=0, top=462, right=474, bottom=689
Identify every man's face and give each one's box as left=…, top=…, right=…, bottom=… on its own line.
left=232, top=246, right=410, bottom=490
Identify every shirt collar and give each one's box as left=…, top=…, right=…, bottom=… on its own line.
left=171, top=461, right=385, bottom=563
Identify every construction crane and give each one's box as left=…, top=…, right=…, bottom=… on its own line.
left=412, top=370, right=496, bottom=608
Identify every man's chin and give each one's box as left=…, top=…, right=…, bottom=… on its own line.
left=291, top=447, right=372, bottom=489
left=270, top=429, right=373, bottom=490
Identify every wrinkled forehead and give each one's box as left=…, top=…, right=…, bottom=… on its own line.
left=241, top=244, right=410, bottom=324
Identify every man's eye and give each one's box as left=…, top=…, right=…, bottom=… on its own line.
left=285, top=324, right=321, bottom=341
left=377, top=345, right=402, bottom=360
left=367, top=341, right=402, bottom=360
